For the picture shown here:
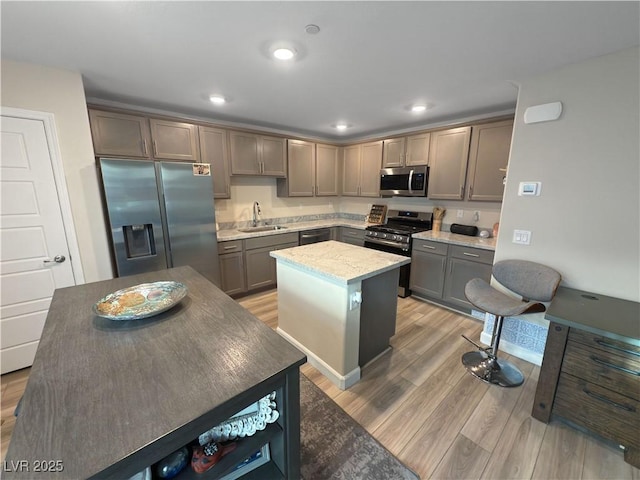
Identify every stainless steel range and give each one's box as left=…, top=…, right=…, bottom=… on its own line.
left=364, top=210, right=433, bottom=297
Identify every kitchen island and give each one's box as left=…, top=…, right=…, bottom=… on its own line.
left=270, top=241, right=410, bottom=389
left=4, top=266, right=306, bottom=479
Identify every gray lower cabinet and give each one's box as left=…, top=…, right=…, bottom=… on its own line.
left=218, top=240, right=246, bottom=295
left=219, top=233, right=298, bottom=295
left=339, top=227, right=365, bottom=246
left=409, top=239, right=448, bottom=298
left=411, top=240, right=494, bottom=312
left=443, top=245, right=494, bottom=309
left=246, top=237, right=298, bottom=290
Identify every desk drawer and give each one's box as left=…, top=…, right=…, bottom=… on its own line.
left=554, top=373, right=640, bottom=448
left=563, top=340, right=640, bottom=400
left=568, top=329, right=640, bottom=357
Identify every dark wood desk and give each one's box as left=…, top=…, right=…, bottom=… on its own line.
left=4, top=266, right=306, bottom=479
left=532, top=287, right=640, bottom=468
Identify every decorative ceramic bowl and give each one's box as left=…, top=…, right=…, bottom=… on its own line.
left=92, top=281, right=188, bottom=320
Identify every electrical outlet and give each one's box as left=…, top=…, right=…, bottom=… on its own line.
left=457, top=209, right=464, bottom=218
left=513, top=229, right=531, bottom=245
left=349, top=291, right=362, bottom=310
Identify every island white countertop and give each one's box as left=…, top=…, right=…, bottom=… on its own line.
left=412, top=230, right=497, bottom=251
left=270, top=240, right=410, bottom=285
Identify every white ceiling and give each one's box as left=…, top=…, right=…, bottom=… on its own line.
left=2, top=1, right=638, bottom=141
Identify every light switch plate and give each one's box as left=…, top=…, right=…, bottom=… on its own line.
left=513, top=229, right=531, bottom=245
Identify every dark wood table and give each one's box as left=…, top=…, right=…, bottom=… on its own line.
left=4, top=266, right=306, bottom=479
left=532, top=287, right=640, bottom=468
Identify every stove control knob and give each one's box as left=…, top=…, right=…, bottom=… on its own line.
left=381, top=233, right=387, bottom=239
left=374, top=232, right=378, bottom=237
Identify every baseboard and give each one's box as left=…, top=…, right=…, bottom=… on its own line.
left=277, top=327, right=360, bottom=390
left=480, top=331, right=543, bottom=366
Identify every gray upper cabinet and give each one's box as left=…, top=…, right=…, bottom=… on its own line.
left=229, top=131, right=286, bottom=177
left=89, top=109, right=151, bottom=158
left=278, top=141, right=339, bottom=197
left=360, top=141, right=383, bottom=196
left=281, top=139, right=315, bottom=196
left=149, top=119, right=200, bottom=161
left=89, top=109, right=200, bottom=161
left=428, top=126, right=471, bottom=200
left=315, top=143, right=339, bottom=196
left=406, top=133, right=431, bottom=166
left=342, top=145, right=361, bottom=196
left=382, top=137, right=405, bottom=168
left=382, top=133, right=430, bottom=168
left=342, top=141, right=382, bottom=197
left=199, top=126, right=230, bottom=199
left=261, top=135, right=287, bottom=176
left=466, top=119, right=513, bottom=202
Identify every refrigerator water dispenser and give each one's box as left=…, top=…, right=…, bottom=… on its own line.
left=123, top=224, right=156, bottom=258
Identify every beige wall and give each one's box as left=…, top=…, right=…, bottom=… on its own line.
left=496, top=47, right=639, bottom=301
left=1, top=59, right=113, bottom=282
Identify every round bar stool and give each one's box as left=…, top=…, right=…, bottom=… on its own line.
left=462, top=259, right=561, bottom=387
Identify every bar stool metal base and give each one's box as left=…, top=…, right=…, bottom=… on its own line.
left=462, top=351, right=524, bottom=388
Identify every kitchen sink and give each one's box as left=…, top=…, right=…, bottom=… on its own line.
left=237, top=225, right=288, bottom=233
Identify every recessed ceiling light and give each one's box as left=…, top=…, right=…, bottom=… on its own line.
left=209, top=95, right=226, bottom=105
left=273, top=48, right=296, bottom=60
left=411, top=104, right=427, bottom=113
left=335, top=124, right=349, bottom=131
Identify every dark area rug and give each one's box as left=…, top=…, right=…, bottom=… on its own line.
left=300, top=374, right=420, bottom=480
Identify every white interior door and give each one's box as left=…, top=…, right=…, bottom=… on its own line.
left=1, top=115, right=77, bottom=374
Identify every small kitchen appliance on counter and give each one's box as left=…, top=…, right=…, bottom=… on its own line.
left=364, top=210, right=433, bottom=297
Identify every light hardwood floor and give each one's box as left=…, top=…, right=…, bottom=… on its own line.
left=2, top=290, right=639, bottom=479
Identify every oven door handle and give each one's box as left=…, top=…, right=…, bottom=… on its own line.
left=364, top=237, right=409, bottom=251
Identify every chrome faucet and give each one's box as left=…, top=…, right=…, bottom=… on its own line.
left=252, top=201, right=261, bottom=227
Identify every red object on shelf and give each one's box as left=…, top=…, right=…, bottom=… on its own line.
left=191, top=442, right=237, bottom=474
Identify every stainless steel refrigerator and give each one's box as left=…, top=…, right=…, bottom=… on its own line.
left=99, top=158, right=221, bottom=287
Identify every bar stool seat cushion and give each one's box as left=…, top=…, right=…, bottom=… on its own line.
left=465, top=278, right=546, bottom=317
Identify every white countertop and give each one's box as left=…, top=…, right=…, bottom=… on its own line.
left=413, top=230, right=497, bottom=251
left=270, top=240, right=410, bottom=285
left=217, top=219, right=371, bottom=242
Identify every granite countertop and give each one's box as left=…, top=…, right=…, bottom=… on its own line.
left=545, top=286, right=640, bottom=346
left=270, top=240, right=410, bottom=285
left=412, top=230, right=497, bottom=251
left=217, top=219, right=371, bottom=241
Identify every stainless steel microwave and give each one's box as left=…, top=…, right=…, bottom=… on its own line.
left=379, top=166, right=428, bottom=197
